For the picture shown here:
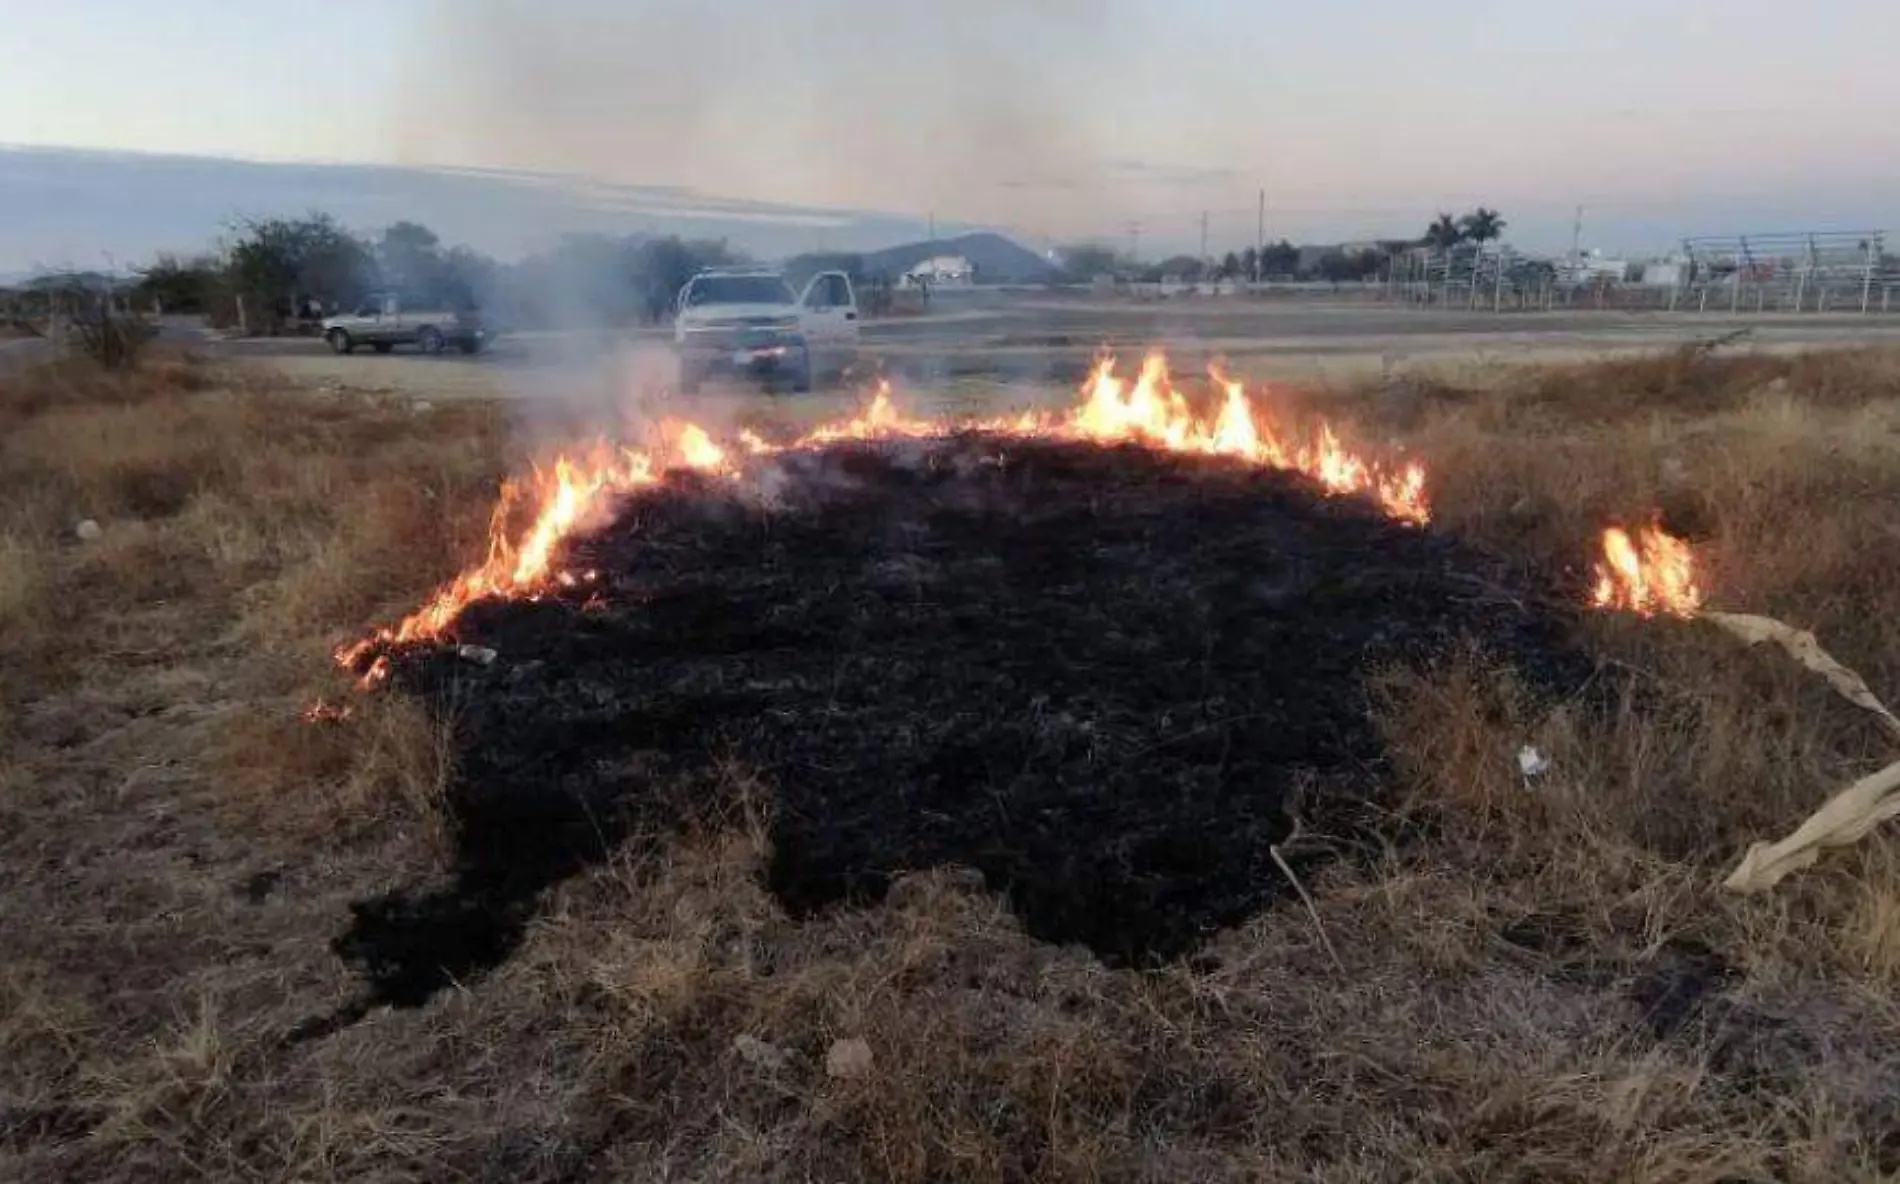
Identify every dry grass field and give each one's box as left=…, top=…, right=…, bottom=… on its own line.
left=5, top=343, right=1900, bottom=1181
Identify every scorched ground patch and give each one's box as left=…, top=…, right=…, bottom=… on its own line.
left=331, top=435, right=1595, bottom=1013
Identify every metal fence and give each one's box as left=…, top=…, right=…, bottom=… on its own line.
left=1675, top=232, right=1895, bottom=313
left=1383, top=230, right=1900, bottom=314
left=1385, top=244, right=1560, bottom=311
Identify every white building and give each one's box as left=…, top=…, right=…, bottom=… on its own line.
left=1639, top=260, right=1686, bottom=287
left=900, top=255, right=976, bottom=288
left=1562, top=250, right=1631, bottom=284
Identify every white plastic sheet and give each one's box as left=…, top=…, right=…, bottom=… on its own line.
left=1706, top=612, right=1900, bottom=892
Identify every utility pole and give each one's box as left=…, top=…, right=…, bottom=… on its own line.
left=1256, top=189, right=1266, bottom=282
left=1199, top=210, right=1210, bottom=271
left=1569, top=205, right=1584, bottom=280
left=928, top=211, right=936, bottom=253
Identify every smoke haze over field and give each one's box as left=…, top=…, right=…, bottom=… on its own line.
left=393, top=0, right=1900, bottom=253
left=398, top=1, right=1139, bottom=238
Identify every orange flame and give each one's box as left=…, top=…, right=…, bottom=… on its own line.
left=676, top=423, right=730, bottom=472
left=335, top=353, right=1434, bottom=677
left=1592, top=524, right=1703, bottom=618
left=333, top=441, right=667, bottom=682
left=1058, top=355, right=1429, bottom=523
left=800, top=379, right=939, bottom=444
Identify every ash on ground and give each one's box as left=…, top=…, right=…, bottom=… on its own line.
left=339, top=436, right=1593, bottom=1010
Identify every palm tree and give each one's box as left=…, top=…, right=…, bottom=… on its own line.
left=1459, top=208, right=1507, bottom=244
left=1423, top=213, right=1463, bottom=249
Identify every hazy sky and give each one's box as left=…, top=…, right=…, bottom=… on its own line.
left=3, top=0, right=1898, bottom=253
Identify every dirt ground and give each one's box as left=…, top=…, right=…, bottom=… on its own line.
left=7, top=342, right=1900, bottom=1180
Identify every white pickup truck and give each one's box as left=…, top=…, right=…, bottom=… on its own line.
left=672, top=267, right=859, bottom=393
left=321, top=293, right=488, bottom=356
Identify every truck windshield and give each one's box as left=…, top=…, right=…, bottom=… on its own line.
left=685, top=276, right=794, bottom=306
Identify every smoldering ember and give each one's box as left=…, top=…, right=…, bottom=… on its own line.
left=323, top=358, right=1623, bottom=1016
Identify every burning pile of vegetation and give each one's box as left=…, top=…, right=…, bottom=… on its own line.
left=329, top=356, right=1651, bottom=1011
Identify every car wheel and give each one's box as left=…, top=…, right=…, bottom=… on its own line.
left=327, top=329, right=354, bottom=355
left=417, top=326, right=445, bottom=355
left=790, top=349, right=813, bottom=393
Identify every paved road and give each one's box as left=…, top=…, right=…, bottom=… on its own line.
left=174, top=295, right=1900, bottom=405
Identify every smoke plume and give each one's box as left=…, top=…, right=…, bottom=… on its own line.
left=397, top=0, right=1122, bottom=235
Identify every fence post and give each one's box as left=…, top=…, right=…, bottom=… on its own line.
left=1863, top=236, right=1879, bottom=314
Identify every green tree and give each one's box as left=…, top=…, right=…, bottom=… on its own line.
left=635, top=236, right=742, bottom=321
left=377, top=221, right=444, bottom=302
left=1423, top=213, right=1464, bottom=249
left=1458, top=207, right=1507, bottom=243
left=1218, top=251, right=1243, bottom=280
left=1054, top=242, right=1123, bottom=282
left=1150, top=254, right=1205, bottom=282
left=225, top=213, right=376, bottom=331
left=135, top=253, right=221, bottom=314
left=1316, top=251, right=1358, bottom=284
left=1258, top=239, right=1300, bottom=277
left=440, top=245, right=496, bottom=311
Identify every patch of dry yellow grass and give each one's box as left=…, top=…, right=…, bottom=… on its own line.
left=0, top=531, right=45, bottom=629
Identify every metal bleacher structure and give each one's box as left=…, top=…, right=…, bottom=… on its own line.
left=1384, top=230, right=1899, bottom=315
left=1386, top=242, right=1559, bottom=311
left=1673, top=232, right=1895, bottom=314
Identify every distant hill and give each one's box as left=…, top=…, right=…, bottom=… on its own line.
left=0, top=146, right=987, bottom=274
left=16, top=269, right=132, bottom=292
left=860, top=232, right=1054, bottom=284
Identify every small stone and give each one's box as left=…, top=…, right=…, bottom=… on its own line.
left=824, top=1037, right=874, bottom=1080
left=412, top=400, right=434, bottom=414
left=456, top=644, right=499, bottom=666
left=1517, top=745, right=1551, bottom=779
left=733, top=1034, right=791, bottom=1073
left=74, top=519, right=102, bottom=541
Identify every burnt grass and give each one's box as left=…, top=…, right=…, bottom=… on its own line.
left=336, top=436, right=1597, bottom=1013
